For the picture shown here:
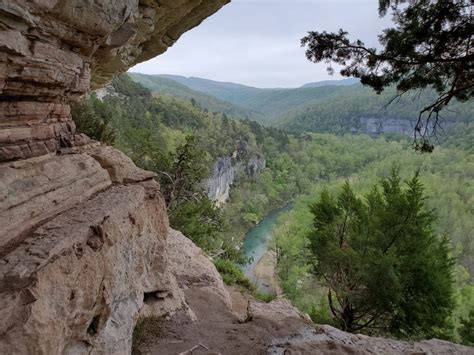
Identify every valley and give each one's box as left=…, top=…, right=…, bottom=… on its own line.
left=72, top=73, right=473, bottom=346
left=1, top=0, right=472, bottom=353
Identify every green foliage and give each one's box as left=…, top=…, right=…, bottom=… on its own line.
left=459, top=309, right=474, bottom=346
left=274, top=140, right=474, bottom=341
left=307, top=171, right=455, bottom=336
left=252, top=290, right=277, bottom=303
left=302, top=0, right=473, bottom=149
left=214, top=258, right=252, bottom=289
left=71, top=94, right=115, bottom=144
left=158, top=136, right=211, bottom=207
left=170, top=198, right=224, bottom=252
left=213, top=258, right=276, bottom=302
left=443, top=122, right=474, bottom=154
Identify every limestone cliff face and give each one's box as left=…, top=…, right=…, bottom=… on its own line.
left=0, top=1, right=229, bottom=354
left=355, top=117, right=439, bottom=137
left=0, top=0, right=229, bottom=162
left=207, top=157, right=235, bottom=204
left=207, top=156, right=266, bottom=204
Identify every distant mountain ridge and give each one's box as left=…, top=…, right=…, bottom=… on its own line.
left=301, top=78, right=359, bottom=88
left=130, top=73, right=352, bottom=122
left=129, top=73, right=473, bottom=136
left=129, top=73, right=261, bottom=120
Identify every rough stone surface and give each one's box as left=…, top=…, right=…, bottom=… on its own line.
left=0, top=152, right=112, bottom=253
left=0, top=0, right=230, bottom=162
left=139, top=285, right=473, bottom=355
left=206, top=155, right=266, bottom=205
left=167, top=228, right=232, bottom=308
left=268, top=324, right=474, bottom=355
left=88, top=145, right=157, bottom=184
left=0, top=180, right=177, bottom=354
left=207, top=156, right=235, bottom=205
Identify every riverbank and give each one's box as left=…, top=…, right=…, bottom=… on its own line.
left=241, top=204, right=293, bottom=293
left=254, top=249, right=283, bottom=295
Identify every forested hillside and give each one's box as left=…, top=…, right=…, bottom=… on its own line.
left=128, top=73, right=260, bottom=120
left=72, top=74, right=473, bottom=346
left=276, top=85, right=473, bottom=134
left=130, top=73, right=474, bottom=138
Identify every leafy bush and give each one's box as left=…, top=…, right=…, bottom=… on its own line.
left=214, top=258, right=252, bottom=289
left=251, top=290, right=277, bottom=303
left=71, top=94, right=115, bottom=144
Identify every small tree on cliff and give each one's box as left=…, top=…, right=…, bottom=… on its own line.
left=302, top=0, right=473, bottom=151
left=307, top=170, right=454, bottom=337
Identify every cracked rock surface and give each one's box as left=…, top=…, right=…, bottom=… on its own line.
left=0, top=0, right=229, bottom=162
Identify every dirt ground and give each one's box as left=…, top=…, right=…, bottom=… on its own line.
left=133, top=286, right=474, bottom=355
left=135, top=287, right=311, bottom=355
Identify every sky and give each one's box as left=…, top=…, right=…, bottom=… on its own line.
left=130, top=0, right=392, bottom=88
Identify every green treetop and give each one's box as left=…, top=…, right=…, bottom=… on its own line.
left=307, top=170, right=455, bottom=337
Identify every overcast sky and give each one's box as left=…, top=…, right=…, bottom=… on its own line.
left=130, top=0, right=392, bottom=88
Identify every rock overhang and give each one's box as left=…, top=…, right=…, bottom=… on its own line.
left=0, top=0, right=230, bottom=162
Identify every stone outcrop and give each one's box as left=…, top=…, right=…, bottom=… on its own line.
left=0, top=146, right=186, bottom=354
left=206, top=155, right=266, bottom=204
left=0, top=1, right=229, bottom=353
left=246, top=156, right=266, bottom=177
left=207, top=156, right=235, bottom=204
left=138, top=282, right=473, bottom=354
left=355, top=117, right=440, bottom=137
left=268, top=322, right=474, bottom=355
left=0, top=0, right=229, bottom=162
left=167, top=229, right=232, bottom=308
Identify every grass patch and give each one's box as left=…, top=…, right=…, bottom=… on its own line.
left=252, top=290, right=277, bottom=303
left=214, top=258, right=253, bottom=289
left=132, top=316, right=163, bottom=352
left=214, top=258, right=277, bottom=303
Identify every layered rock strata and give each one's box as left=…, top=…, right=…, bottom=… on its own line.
left=0, top=146, right=182, bottom=354
left=0, top=0, right=229, bottom=162
left=0, top=0, right=229, bottom=353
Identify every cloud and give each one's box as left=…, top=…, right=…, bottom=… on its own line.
left=130, top=0, right=391, bottom=88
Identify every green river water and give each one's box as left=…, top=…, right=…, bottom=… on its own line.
left=241, top=203, right=293, bottom=292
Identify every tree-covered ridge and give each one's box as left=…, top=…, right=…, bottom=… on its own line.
left=128, top=73, right=261, bottom=120
left=130, top=73, right=474, bottom=141
left=275, top=84, right=473, bottom=135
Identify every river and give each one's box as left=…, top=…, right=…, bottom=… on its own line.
left=241, top=203, right=293, bottom=293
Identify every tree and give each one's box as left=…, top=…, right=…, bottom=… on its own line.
left=302, top=0, right=473, bottom=151
left=459, top=309, right=474, bottom=345
left=307, top=170, right=454, bottom=337
left=71, top=94, right=116, bottom=145
left=157, top=135, right=211, bottom=208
